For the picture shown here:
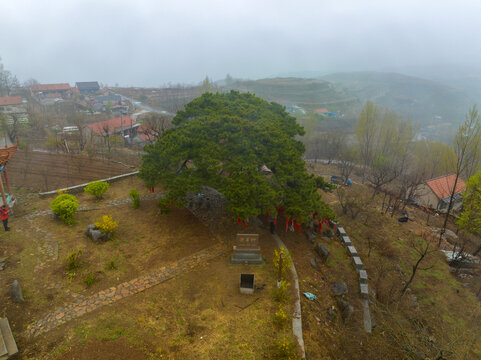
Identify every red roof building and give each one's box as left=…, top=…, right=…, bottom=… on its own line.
left=0, top=96, right=22, bottom=106
left=30, top=83, right=71, bottom=92
left=426, top=174, right=466, bottom=201
left=88, top=116, right=138, bottom=136
left=414, top=174, right=466, bottom=211
left=315, top=108, right=329, bottom=115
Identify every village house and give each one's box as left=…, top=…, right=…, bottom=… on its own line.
left=0, top=96, right=29, bottom=124
left=30, top=83, right=72, bottom=100
left=75, top=81, right=100, bottom=95
left=87, top=116, right=140, bottom=143
left=414, top=174, right=466, bottom=211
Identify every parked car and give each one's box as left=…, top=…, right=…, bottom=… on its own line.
left=330, top=175, right=352, bottom=185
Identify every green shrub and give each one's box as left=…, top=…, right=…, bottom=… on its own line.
left=51, top=194, right=79, bottom=225
left=84, top=180, right=109, bottom=200
left=272, top=336, right=298, bottom=359
left=66, top=249, right=82, bottom=271
left=106, top=260, right=117, bottom=270
left=273, top=280, right=290, bottom=303
left=84, top=272, right=97, bottom=287
left=94, top=215, right=118, bottom=234
left=273, top=305, right=289, bottom=329
left=129, top=189, right=140, bottom=209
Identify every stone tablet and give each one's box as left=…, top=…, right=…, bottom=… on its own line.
left=234, top=234, right=260, bottom=253
left=337, top=227, right=347, bottom=236
left=231, top=234, right=263, bottom=264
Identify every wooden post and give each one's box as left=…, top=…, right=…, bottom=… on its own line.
left=3, top=168, right=11, bottom=194
left=0, top=171, right=7, bottom=207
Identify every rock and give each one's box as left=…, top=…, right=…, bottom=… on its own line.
left=327, top=306, right=336, bottom=320
left=0, top=257, right=6, bottom=271
left=85, top=224, right=111, bottom=244
left=310, top=258, right=318, bottom=270
left=11, top=280, right=24, bottom=303
left=332, top=281, right=348, bottom=296
left=324, top=229, right=334, bottom=238
left=315, top=243, right=330, bottom=262
left=306, top=231, right=316, bottom=244
left=337, top=299, right=354, bottom=322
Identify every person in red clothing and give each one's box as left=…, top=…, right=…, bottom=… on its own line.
left=0, top=205, right=10, bottom=231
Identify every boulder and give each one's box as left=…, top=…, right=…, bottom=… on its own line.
left=332, top=281, right=348, bottom=296
left=310, top=258, right=318, bottom=270
left=85, top=224, right=111, bottom=244
left=306, top=231, right=316, bottom=244
left=315, top=243, right=330, bottom=262
left=337, top=299, right=353, bottom=323
left=11, top=280, right=24, bottom=303
left=0, top=257, right=6, bottom=271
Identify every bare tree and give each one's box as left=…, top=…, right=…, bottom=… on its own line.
left=400, top=233, right=436, bottom=297
left=439, top=106, right=481, bottom=246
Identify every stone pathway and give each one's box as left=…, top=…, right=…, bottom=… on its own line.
left=25, top=242, right=226, bottom=337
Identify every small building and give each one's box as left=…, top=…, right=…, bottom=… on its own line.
left=0, top=96, right=22, bottom=107
left=0, top=96, right=29, bottom=124
left=87, top=116, right=140, bottom=140
left=75, top=81, right=100, bottom=94
left=315, top=108, right=329, bottom=115
left=414, top=174, right=466, bottom=211
left=30, top=83, right=71, bottom=98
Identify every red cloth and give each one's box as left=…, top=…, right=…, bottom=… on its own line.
left=0, top=208, right=8, bottom=220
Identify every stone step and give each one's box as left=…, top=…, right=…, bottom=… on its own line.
left=0, top=318, right=18, bottom=359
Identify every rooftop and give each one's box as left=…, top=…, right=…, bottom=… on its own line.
left=426, top=174, right=466, bottom=201
left=30, top=83, right=71, bottom=92
left=88, top=116, right=137, bottom=135
left=0, top=96, right=22, bottom=106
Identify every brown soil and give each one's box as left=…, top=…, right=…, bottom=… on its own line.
left=7, top=150, right=132, bottom=192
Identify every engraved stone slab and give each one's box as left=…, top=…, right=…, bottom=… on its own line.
left=233, top=234, right=260, bottom=253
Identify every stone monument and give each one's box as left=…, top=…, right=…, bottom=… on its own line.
left=230, top=233, right=263, bottom=264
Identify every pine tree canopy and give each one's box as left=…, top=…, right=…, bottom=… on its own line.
left=139, top=91, right=335, bottom=223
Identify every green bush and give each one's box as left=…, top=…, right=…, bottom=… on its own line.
left=273, top=280, right=290, bottom=303
left=84, top=180, right=109, bottom=200
left=51, top=194, right=79, bottom=225
left=272, top=336, right=298, bottom=359
left=273, top=305, right=289, bottom=329
left=129, top=189, right=140, bottom=209
left=66, top=249, right=82, bottom=271
left=106, top=260, right=117, bottom=270
left=84, top=272, right=97, bottom=287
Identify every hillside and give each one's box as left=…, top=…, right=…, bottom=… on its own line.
left=226, top=77, right=358, bottom=109
left=322, top=71, right=474, bottom=126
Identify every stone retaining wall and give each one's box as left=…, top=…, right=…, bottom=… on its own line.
left=38, top=171, right=140, bottom=197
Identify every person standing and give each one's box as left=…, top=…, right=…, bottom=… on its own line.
left=0, top=205, right=10, bottom=231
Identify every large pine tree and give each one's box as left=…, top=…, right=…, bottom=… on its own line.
left=139, top=91, right=335, bottom=223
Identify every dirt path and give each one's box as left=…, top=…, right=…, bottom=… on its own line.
left=25, top=241, right=227, bottom=337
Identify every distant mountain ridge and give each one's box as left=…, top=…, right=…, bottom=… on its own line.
left=322, top=71, right=474, bottom=124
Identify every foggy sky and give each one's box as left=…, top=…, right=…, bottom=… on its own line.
left=1, top=0, right=481, bottom=86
